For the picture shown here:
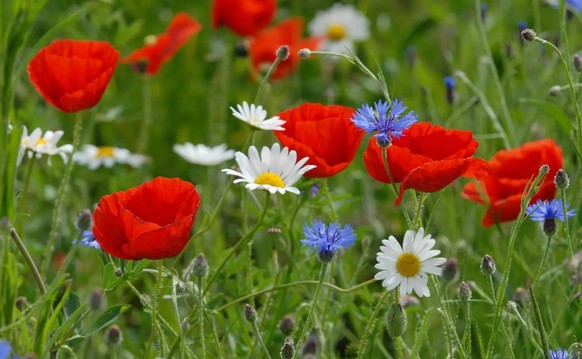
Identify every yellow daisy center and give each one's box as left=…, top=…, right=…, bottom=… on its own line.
left=396, top=253, right=421, bottom=277
left=34, top=138, right=48, bottom=146
left=255, top=172, right=285, bottom=188
left=96, top=146, right=115, bottom=158
left=327, top=23, right=347, bottom=41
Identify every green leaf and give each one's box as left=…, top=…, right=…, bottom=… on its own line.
left=83, top=304, right=130, bottom=337
left=64, top=292, right=80, bottom=318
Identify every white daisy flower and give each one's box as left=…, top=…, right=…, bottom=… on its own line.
left=230, top=101, right=286, bottom=131
left=308, top=3, right=370, bottom=54
left=374, top=228, right=446, bottom=298
left=73, top=145, right=147, bottom=170
left=173, top=143, right=235, bottom=166
left=222, top=143, right=316, bottom=195
left=17, top=126, right=73, bottom=166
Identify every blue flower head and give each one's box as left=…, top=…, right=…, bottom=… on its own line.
left=301, top=220, right=356, bottom=262
left=77, top=230, right=101, bottom=250
left=444, top=76, right=455, bottom=89
left=0, top=340, right=18, bottom=359
left=526, top=199, right=576, bottom=222
left=351, top=99, right=417, bottom=147
left=568, top=0, right=582, bottom=13
left=518, top=21, right=528, bottom=31
left=549, top=349, right=569, bottom=359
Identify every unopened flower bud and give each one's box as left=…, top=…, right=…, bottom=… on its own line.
left=181, top=318, right=191, bottom=332
left=458, top=281, right=472, bottom=301
left=386, top=303, right=407, bottom=337
left=276, top=45, right=290, bottom=61
left=175, top=281, right=186, bottom=293
left=521, top=28, right=536, bottom=42
left=278, top=315, right=295, bottom=336
left=481, top=255, right=496, bottom=276
left=15, top=296, right=28, bottom=311
left=302, top=334, right=318, bottom=356
left=234, top=41, right=249, bottom=57
left=193, top=253, right=209, bottom=278
left=574, top=54, right=582, bottom=72
left=554, top=169, right=570, bottom=189
left=76, top=209, right=93, bottom=232
left=244, top=304, right=257, bottom=323
left=115, top=267, right=122, bottom=277
left=298, top=48, right=312, bottom=59
left=280, top=337, right=295, bottom=359
left=442, top=257, right=459, bottom=282
left=548, top=86, right=561, bottom=96
left=89, top=288, right=105, bottom=310
left=512, top=287, right=529, bottom=306
left=539, top=164, right=550, bottom=176
left=507, top=300, right=518, bottom=311
left=104, top=325, right=123, bottom=345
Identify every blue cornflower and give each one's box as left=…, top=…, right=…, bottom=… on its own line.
left=549, top=349, right=569, bottom=359
left=351, top=99, right=417, bottom=147
left=526, top=199, right=576, bottom=222
left=301, top=220, right=356, bottom=262
left=0, top=340, right=18, bottom=359
left=518, top=21, right=528, bottom=32
left=568, top=0, right=582, bottom=13
left=78, top=230, right=101, bottom=250
left=444, top=76, right=455, bottom=89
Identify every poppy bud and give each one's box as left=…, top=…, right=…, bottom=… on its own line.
left=298, top=48, right=312, bottom=59
left=302, top=335, right=318, bottom=356
left=480, top=255, right=496, bottom=276
left=104, top=325, right=123, bottom=345
left=507, top=300, right=518, bottom=312
left=280, top=337, right=295, bottom=359
left=115, top=268, right=122, bottom=277
left=15, top=296, right=28, bottom=311
left=548, top=86, right=561, bottom=96
left=234, top=41, right=249, bottom=57
left=554, top=169, right=570, bottom=189
left=279, top=315, right=295, bottom=336
left=521, top=28, right=536, bottom=42
left=386, top=303, right=407, bottom=337
left=76, top=209, right=93, bottom=232
left=442, top=257, right=459, bottom=282
left=192, top=253, right=209, bottom=278
left=89, top=288, right=105, bottom=310
left=175, top=281, right=186, bottom=293
left=458, top=281, right=472, bottom=301
left=244, top=304, right=257, bottom=323
left=276, top=45, right=290, bottom=61
left=574, top=54, right=582, bottom=72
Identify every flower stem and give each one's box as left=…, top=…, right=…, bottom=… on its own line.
left=528, top=285, right=551, bottom=358
left=534, top=235, right=552, bottom=284
left=381, top=147, right=413, bottom=227
left=251, top=321, right=272, bottom=359
left=198, top=276, right=206, bottom=359
left=9, top=227, right=46, bottom=294
left=254, top=57, right=283, bottom=104
left=146, top=260, right=165, bottom=357
left=356, top=291, right=390, bottom=359
left=412, top=192, right=426, bottom=231
left=203, top=193, right=270, bottom=296
left=137, top=75, right=152, bottom=154
left=16, top=155, right=35, bottom=233
left=42, top=113, right=82, bottom=276
left=560, top=187, right=573, bottom=256
left=295, top=262, right=328, bottom=351
left=322, top=179, right=338, bottom=221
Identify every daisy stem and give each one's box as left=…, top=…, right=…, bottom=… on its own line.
left=146, top=260, right=165, bottom=357
left=528, top=285, right=551, bottom=358
left=560, top=188, right=573, bottom=256
left=9, top=227, right=46, bottom=294
left=412, top=191, right=426, bottom=231
left=203, top=193, right=270, bottom=296
left=534, top=235, right=552, bottom=284
left=137, top=75, right=152, bottom=154
left=17, top=154, right=35, bottom=233
left=42, top=113, right=82, bottom=276
left=322, top=179, right=338, bottom=221
left=355, top=290, right=390, bottom=359
left=295, top=262, right=328, bottom=351
left=254, top=57, right=283, bottom=104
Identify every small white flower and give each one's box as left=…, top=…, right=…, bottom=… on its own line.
left=230, top=101, right=286, bottom=131
left=222, top=143, right=316, bottom=195
left=374, top=228, right=446, bottom=298
left=73, top=145, right=147, bottom=170
left=308, top=3, right=370, bottom=54
left=173, top=143, right=235, bottom=166
left=17, top=126, right=73, bottom=166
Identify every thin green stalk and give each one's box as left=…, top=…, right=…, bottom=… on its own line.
left=534, top=235, right=552, bottom=284
left=295, top=262, right=328, bottom=351
left=17, top=154, right=35, bottom=233
left=356, top=291, right=390, bottom=359
left=203, top=193, right=270, bottom=296
left=251, top=321, right=272, bottom=359
left=322, top=179, right=338, bottom=220
left=146, top=260, right=165, bottom=357
left=42, top=113, right=82, bottom=275
left=198, top=276, right=206, bottom=359
left=215, top=278, right=376, bottom=312
left=254, top=57, right=283, bottom=104
left=382, top=148, right=413, bottom=228
left=486, top=275, right=496, bottom=304
left=9, top=227, right=46, bottom=294
left=137, top=75, right=152, bottom=154
left=560, top=188, right=573, bottom=255
left=528, top=286, right=550, bottom=358
left=412, top=192, right=426, bottom=231
left=475, top=0, right=516, bottom=145
left=533, top=35, right=582, bottom=158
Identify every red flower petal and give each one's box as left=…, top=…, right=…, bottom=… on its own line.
left=276, top=103, right=364, bottom=178
left=212, top=0, right=276, bottom=36
left=122, top=13, right=202, bottom=75
left=461, top=139, right=563, bottom=227
left=27, top=40, right=119, bottom=113
left=93, top=177, right=201, bottom=260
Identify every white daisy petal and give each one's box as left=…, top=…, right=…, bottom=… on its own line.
left=17, top=126, right=73, bottom=167
left=308, top=3, right=369, bottom=54
left=73, top=144, right=147, bottom=170
left=173, top=142, right=235, bottom=166
left=230, top=101, right=285, bottom=131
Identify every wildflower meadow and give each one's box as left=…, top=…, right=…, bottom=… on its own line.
left=2, top=0, right=582, bottom=358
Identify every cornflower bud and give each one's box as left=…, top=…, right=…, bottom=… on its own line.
left=481, top=255, right=496, bottom=276
left=104, top=325, right=123, bottom=345
left=278, top=315, right=295, bottom=336
left=521, top=28, right=536, bottom=42
left=554, top=169, right=570, bottom=189
left=458, top=281, right=472, bottom=301
left=442, top=257, right=459, bottom=282
left=280, top=337, right=295, bottom=359
left=76, top=209, right=92, bottom=232
left=244, top=304, right=257, bottom=323
left=276, top=45, right=290, bottom=61
left=298, top=48, right=312, bottom=59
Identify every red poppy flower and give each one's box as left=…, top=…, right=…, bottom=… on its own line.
left=122, top=13, right=202, bottom=75
left=249, top=18, right=322, bottom=80
left=461, top=139, right=563, bottom=227
left=364, top=122, right=490, bottom=205
left=212, top=0, right=276, bottom=37
left=93, top=177, right=201, bottom=260
left=27, top=40, right=119, bottom=113
left=275, top=103, right=363, bottom=178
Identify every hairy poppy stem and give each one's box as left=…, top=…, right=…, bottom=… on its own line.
left=146, top=260, right=165, bottom=357
left=255, top=57, right=283, bottom=104
left=42, top=113, right=82, bottom=276
left=9, top=227, right=46, bottom=294
left=356, top=290, right=390, bottom=358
